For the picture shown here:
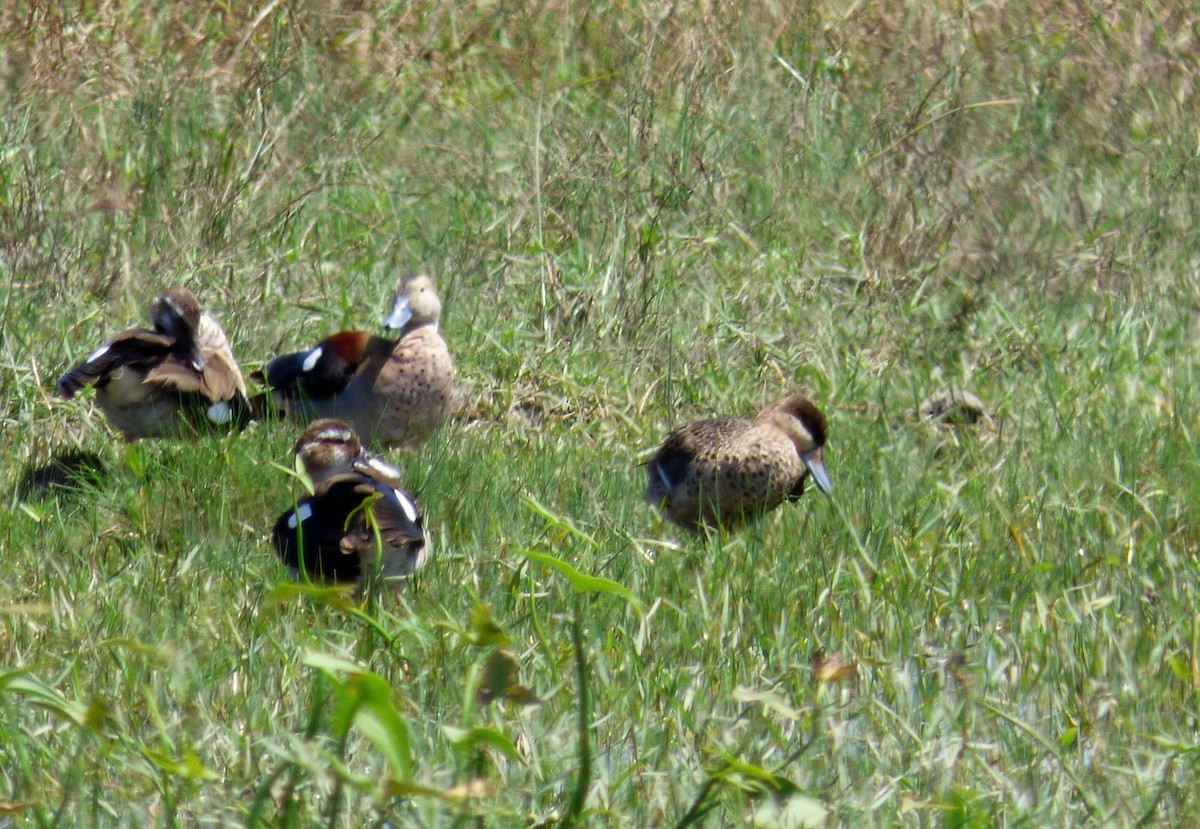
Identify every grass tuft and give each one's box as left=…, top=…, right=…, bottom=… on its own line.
left=2, top=0, right=1200, bottom=825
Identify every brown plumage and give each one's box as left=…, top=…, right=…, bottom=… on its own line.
left=273, top=419, right=427, bottom=591
left=261, top=275, right=458, bottom=448
left=56, top=287, right=250, bottom=440
left=645, top=394, right=833, bottom=531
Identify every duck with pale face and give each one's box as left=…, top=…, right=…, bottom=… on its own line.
left=645, top=394, right=832, bottom=531
left=56, top=286, right=250, bottom=440
left=261, top=275, right=458, bottom=448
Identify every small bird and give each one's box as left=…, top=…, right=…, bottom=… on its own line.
left=57, top=286, right=250, bottom=440
left=645, top=394, right=833, bottom=531
left=260, top=274, right=458, bottom=448
left=273, top=419, right=428, bottom=591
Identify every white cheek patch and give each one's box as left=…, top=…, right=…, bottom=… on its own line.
left=86, top=345, right=110, bottom=364
left=286, top=502, right=314, bottom=529
left=206, top=401, right=232, bottom=424
left=301, top=347, right=323, bottom=372
left=393, top=489, right=419, bottom=524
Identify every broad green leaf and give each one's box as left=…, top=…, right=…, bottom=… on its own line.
left=388, top=778, right=496, bottom=802
left=302, top=651, right=368, bottom=676
left=0, top=669, right=32, bottom=693
left=753, top=793, right=828, bottom=828
left=469, top=603, right=512, bottom=647
left=1058, top=726, right=1079, bottom=748
left=1166, top=655, right=1191, bottom=683
left=706, top=756, right=799, bottom=800
left=140, top=746, right=219, bottom=781
left=1, top=673, right=108, bottom=732
left=442, top=725, right=522, bottom=763
left=349, top=673, right=413, bottom=780
left=522, top=548, right=642, bottom=610
left=477, top=649, right=518, bottom=705
left=302, top=652, right=413, bottom=780
left=520, top=495, right=598, bottom=547
left=101, top=638, right=175, bottom=662
left=733, top=687, right=804, bottom=721
left=266, top=581, right=357, bottom=610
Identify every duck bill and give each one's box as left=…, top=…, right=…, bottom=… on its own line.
left=383, top=296, right=413, bottom=332
left=802, top=448, right=833, bottom=495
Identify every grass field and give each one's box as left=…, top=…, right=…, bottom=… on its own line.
left=2, top=1, right=1200, bottom=826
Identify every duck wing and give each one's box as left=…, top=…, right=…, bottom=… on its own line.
left=646, top=416, right=747, bottom=499
left=273, top=470, right=426, bottom=584
left=336, top=470, right=427, bottom=576
left=57, top=329, right=178, bottom=398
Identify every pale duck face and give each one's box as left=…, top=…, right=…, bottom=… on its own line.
left=383, top=274, right=441, bottom=333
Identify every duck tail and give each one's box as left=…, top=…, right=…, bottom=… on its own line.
left=263, top=349, right=312, bottom=391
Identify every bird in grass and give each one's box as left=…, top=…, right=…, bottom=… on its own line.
left=273, top=419, right=428, bottom=592
left=259, top=274, right=458, bottom=448
left=56, top=286, right=250, bottom=440
left=645, top=394, right=832, bottom=531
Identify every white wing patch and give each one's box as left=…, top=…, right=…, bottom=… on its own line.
left=206, top=401, right=232, bottom=424
left=301, top=347, right=323, bottom=372
left=286, top=502, right=314, bottom=529
left=393, top=489, right=419, bottom=523
left=86, top=345, right=110, bottom=364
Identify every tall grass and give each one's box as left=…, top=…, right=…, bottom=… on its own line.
left=2, top=1, right=1199, bottom=825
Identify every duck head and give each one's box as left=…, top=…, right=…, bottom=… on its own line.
left=383, top=274, right=442, bottom=334
left=150, top=287, right=202, bottom=338
left=294, top=418, right=363, bottom=485
left=758, top=395, right=833, bottom=495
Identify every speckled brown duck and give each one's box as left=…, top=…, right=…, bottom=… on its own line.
left=272, top=419, right=427, bottom=591
left=56, top=286, right=250, bottom=440
left=645, top=394, right=833, bottom=531
left=261, top=275, right=458, bottom=448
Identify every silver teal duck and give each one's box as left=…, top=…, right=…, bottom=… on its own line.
left=645, top=394, right=832, bottom=531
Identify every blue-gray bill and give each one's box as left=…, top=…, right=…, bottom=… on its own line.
left=802, top=449, right=833, bottom=495
left=383, top=296, right=412, bottom=332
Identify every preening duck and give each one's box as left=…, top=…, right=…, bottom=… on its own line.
left=56, top=286, right=249, bottom=440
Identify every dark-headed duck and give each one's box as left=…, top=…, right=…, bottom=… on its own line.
left=645, top=394, right=832, bottom=531
left=273, top=418, right=428, bottom=591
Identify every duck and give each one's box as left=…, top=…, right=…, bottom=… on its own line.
left=56, top=286, right=250, bottom=440
left=273, top=419, right=428, bottom=591
left=260, top=274, right=458, bottom=448
left=644, top=393, right=833, bottom=531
